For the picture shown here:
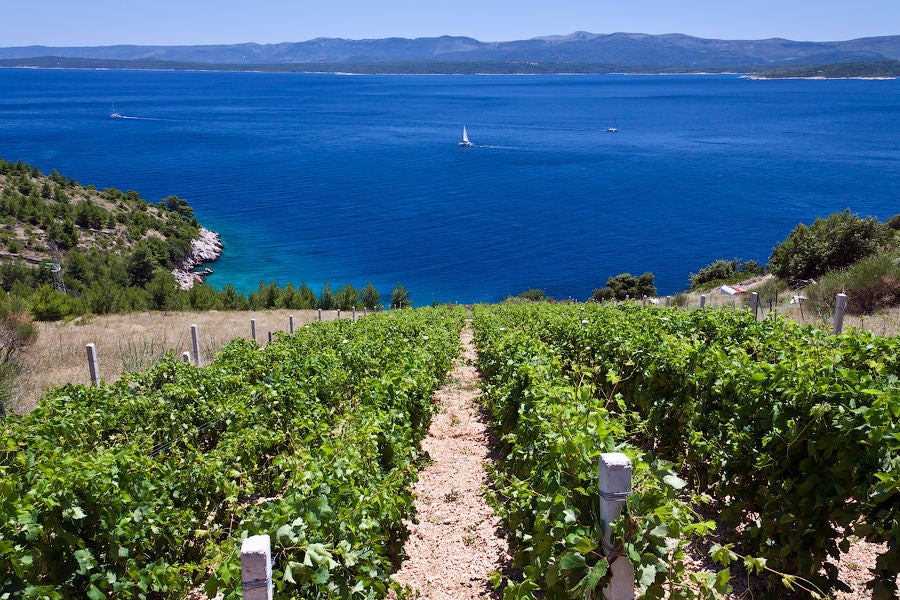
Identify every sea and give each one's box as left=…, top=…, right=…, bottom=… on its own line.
left=0, top=69, right=897, bottom=304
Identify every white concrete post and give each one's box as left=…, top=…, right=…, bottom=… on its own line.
left=834, top=293, right=848, bottom=334
left=191, top=324, right=201, bottom=366
left=364, top=308, right=368, bottom=317
left=241, top=535, right=273, bottom=600
left=750, top=292, right=759, bottom=320
left=598, top=452, right=634, bottom=600
left=267, top=331, right=272, bottom=343
left=700, top=294, right=707, bottom=309
left=289, top=314, right=294, bottom=334
left=251, top=319, right=257, bottom=341
left=337, top=309, right=341, bottom=320
left=318, top=308, right=322, bottom=322
left=642, top=295, right=646, bottom=307
left=665, top=296, right=671, bottom=307
left=352, top=307, right=357, bottom=320
left=181, top=351, right=191, bottom=362
left=85, top=343, right=99, bottom=387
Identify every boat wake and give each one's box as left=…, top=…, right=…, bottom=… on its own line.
left=476, top=145, right=523, bottom=150
left=119, top=115, right=166, bottom=121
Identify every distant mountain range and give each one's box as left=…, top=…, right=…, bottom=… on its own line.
left=1, top=32, right=899, bottom=72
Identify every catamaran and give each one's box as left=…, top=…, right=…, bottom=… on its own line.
left=458, top=125, right=474, bottom=147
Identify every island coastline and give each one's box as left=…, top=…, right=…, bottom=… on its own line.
left=173, top=227, right=224, bottom=290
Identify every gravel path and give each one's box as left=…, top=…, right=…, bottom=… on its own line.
left=391, top=324, right=511, bottom=599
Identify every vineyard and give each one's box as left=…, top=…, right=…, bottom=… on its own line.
left=1, top=302, right=899, bottom=599
left=0, top=307, right=465, bottom=598
left=474, top=303, right=899, bottom=599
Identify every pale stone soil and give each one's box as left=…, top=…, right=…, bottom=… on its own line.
left=391, top=325, right=511, bottom=599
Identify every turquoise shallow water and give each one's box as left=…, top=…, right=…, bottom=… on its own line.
left=0, top=69, right=898, bottom=304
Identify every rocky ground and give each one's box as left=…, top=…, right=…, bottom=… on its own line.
left=390, top=325, right=511, bottom=599
left=172, top=227, right=224, bottom=289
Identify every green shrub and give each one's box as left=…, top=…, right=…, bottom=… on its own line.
left=592, top=272, right=656, bottom=301
left=689, top=259, right=739, bottom=288
left=807, top=251, right=900, bottom=315
left=391, top=282, right=411, bottom=308
left=360, top=281, right=381, bottom=310
left=30, top=284, right=83, bottom=321
left=333, top=282, right=360, bottom=310
left=515, top=288, right=547, bottom=302
left=887, top=213, right=900, bottom=230
left=769, top=210, right=889, bottom=282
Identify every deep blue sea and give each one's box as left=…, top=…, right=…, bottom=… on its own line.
left=0, top=69, right=897, bottom=304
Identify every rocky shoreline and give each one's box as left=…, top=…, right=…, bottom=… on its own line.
left=172, top=228, right=224, bottom=290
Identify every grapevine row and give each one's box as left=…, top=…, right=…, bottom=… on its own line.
left=1, top=307, right=465, bottom=599
left=473, top=302, right=899, bottom=599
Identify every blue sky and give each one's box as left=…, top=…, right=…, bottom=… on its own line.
left=3, top=0, right=898, bottom=46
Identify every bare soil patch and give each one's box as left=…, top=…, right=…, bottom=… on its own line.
left=391, top=324, right=511, bottom=599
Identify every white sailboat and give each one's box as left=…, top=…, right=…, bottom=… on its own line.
left=458, top=125, right=474, bottom=147
left=110, top=105, right=123, bottom=119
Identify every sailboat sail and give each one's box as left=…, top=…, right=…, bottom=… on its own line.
left=459, top=125, right=473, bottom=147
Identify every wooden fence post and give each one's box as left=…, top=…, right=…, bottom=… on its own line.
left=289, top=314, right=294, bottom=334
left=191, top=324, right=201, bottom=366
left=241, top=534, right=273, bottom=600
left=750, top=292, right=759, bottom=320
left=834, top=293, right=848, bottom=334
left=85, top=343, right=100, bottom=387
left=250, top=319, right=257, bottom=341
left=598, top=452, right=634, bottom=600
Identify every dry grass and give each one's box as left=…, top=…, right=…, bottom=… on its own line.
left=10, top=308, right=356, bottom=414
left=662, top=283, right=900, bottom=337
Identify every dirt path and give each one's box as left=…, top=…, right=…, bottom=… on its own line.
left=392, top=324, right=510, bottom=599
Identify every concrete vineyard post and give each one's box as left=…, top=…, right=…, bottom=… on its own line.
left=250, top=319, right=257, bottom=341
left=86, top=343, right=99, bottom=387
left=181, top=351, right=191, bottom=362
left=352, top=307, right=356, bottom=320
left=289, top=314, right=294, bottom=334
left=241, top=535, right=273, bottom=600
left=598, top=452, right=634, bottom=600
left=750, top=292, right=759, bottom=320
left=191, top=324, right=201, bottom=366
left=642, top=295, right=646, bottom=307
left=318, top=308, right=322, bottom=321
left=834, top=293, right=848, bottom=334
left=267, top=331, right=272, bottom=343
left=665, top=296, right=671, bottom=307
left=337, top=309, right=341, bottom=320
left=700, top=294, right=707, bottom=308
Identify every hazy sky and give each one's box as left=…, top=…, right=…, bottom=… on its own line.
left=4, top=0, right=898, bottom=46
